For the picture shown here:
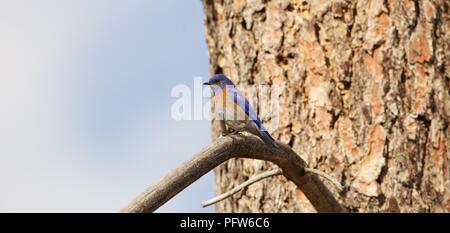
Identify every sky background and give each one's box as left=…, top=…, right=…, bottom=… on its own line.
left=0, top=0, right=214, bottom=212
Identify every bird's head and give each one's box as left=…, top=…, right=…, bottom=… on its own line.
left=203, top=74, right=235, bottom=88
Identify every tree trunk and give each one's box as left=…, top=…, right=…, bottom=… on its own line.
left=202, top=0, right=449, bottom=212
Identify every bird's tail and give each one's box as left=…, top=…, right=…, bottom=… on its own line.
left=260, top=130, right=279, bottom=148
left=248, top=120, right=279, bottom=148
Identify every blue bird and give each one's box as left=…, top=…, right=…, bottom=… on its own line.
left=204, top=74, right=278, bottom=148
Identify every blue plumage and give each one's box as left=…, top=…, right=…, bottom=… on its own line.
left=204, top=74, right=278, bottom=148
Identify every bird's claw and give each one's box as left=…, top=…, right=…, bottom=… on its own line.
left=220, top=129, right=240, bottom=137
left=228, top=129, right=241, bottom=135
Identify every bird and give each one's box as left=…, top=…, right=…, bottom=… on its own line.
left=203, top=74, right=278, bottom=148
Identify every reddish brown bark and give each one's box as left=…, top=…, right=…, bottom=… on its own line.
left=202, top=0, right=449, bottom=212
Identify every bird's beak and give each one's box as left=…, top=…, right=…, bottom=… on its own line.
left=203, top=82, right=210, bottom=85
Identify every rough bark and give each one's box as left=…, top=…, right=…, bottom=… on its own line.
left=202, top=0, right=450, bottom=212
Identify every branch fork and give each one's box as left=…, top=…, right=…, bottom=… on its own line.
left=120, top=135, right=345, bottom=213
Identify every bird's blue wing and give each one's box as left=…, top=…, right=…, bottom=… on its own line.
left=226, top=87, right=278, bottom=148
left=226, top=87, right=265, bottom=130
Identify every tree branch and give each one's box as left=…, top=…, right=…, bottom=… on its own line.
left=120, top=135, right=345, bottom=213
left=201, top=168, right=283, bottom=208
left=201, top=166, right=343, bottom=208
left=305, top=168, right=344, bottom=191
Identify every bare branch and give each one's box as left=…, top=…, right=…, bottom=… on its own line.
left=305, top=168, right=343, bottom=191
left=120, top=135, right=345, bottom=213
left=201, top=168, right=283, bottom=208
left=201, top=167, right=343, bottom=208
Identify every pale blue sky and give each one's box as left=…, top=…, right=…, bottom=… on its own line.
left=0, top=0, right=214, bottom=212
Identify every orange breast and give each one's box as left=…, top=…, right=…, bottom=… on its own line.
left=213, top=90, right=247, bottom=121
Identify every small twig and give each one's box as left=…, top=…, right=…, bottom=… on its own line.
left=201, top=168, right=283, bottom=208
left=202, top=167, right=342, bottom=207
left=305, top=168, right=343, bottom=191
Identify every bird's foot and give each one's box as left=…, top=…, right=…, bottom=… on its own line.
left=228, top=129, right=241, bottom=135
